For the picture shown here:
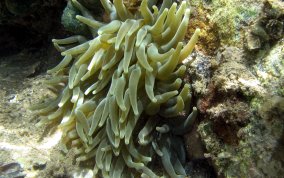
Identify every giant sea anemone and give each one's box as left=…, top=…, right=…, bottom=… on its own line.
left=32, top=0, right=200, bottom=177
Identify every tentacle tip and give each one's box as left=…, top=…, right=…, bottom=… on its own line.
left=152, top=98, right=157, bottom=103
left=185, top=8, right=191, bottom=15
left=121, top=106, right=127, bottom=111
left=134, top=110, right=139, bottom=116
left=147, top=68, right=153, bottom=72
left=196, top=28, right=201, bottom=33
left=123, top=69, right=129, bottom=74
left=61, top=52, right=66, bottom=56
left=115, top=46, right=120, bottom=51
left=75, top=15, right=82, bottom=20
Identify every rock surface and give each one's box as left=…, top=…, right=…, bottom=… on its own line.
left=188, top=0, right=284, bottom=177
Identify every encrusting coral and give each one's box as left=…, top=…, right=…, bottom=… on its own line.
left=31, top=0, right=200, bottom=177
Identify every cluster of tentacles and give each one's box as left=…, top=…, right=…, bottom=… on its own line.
left=31, top=0, right=200, bottom=177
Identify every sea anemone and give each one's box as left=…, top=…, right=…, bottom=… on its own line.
left=32, top=0, right=200, bottom=177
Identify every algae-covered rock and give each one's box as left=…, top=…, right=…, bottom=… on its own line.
left=61, top=1, right=89, bottom=35
left=190, top=0, right=264, bottom=47
left=61, top=0, right=106, bottom=35
left=188, top=1, right=284, bottom=174
left=193, top=42, right=284, bottom=177
left=244, top=1, right=284, bottom=52
left=254, top=37, right=284, bottom=96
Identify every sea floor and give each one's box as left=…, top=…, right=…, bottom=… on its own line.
left=0, top=47, right=88, bottom=178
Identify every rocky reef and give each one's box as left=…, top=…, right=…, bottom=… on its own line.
left=188, top=0, right=284, bottom=177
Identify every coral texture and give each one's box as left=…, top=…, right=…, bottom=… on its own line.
left=32, top=0, right=200, bottom=177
